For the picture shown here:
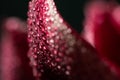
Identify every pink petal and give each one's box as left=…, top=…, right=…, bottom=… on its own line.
left=83, top=1, right=120, bottom=76
left=1, top=17, right=34, bottom=80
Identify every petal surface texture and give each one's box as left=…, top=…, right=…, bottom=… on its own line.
left=27, top=0, right=119, bottom=80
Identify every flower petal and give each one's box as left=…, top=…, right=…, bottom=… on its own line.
left=27, top=0, right=119, bottom=80
left=1, top=17, right=34, bottom=80
left=83, top=1, right=120, bottom=76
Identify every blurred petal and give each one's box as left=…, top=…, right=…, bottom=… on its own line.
left=112, top=6, right=120, bottom=33
left=83, top=1, right=120, bottom=76
left=82, top=1, right=107, bottom=46
left=1, top=17, right=34, bottom=80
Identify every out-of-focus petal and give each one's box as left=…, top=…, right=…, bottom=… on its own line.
left=0, top=17, right=34, bottom=80
left=83, top=1, right=120, bottom=76
left=82, top=1, right=107, bottom=47
left=112, top=6, right=120, bottom=33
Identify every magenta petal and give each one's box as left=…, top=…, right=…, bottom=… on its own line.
left=112, top=6, right=120, bottom=34
left=27, top=0, right=119, bottom=80
left=83, top=1, right=120, bottom=76
left=1, top=17, right=34, bottom=80
left=94, top=11, right=120, bottom=75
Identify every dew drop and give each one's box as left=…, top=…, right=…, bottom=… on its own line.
left=50, top=39, right=54, bottom=43
left=65, top=71, right=70, bottom=75
left=57, top=65, right=61, bottom=69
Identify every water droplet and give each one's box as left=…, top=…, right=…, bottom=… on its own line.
left=32, top=7, right=36, bottom=11
left=43, top=46, right=46, bottom=50
left=51, top=62, right=56, bottom=67
left=65, top=71, right=70, bottom=75
left=50, top=39, right=54, bottom=43
left=56, top=58, right=61, bottom=62
left=66, top=66, right=71, bottom=70
left=47, top=26, right=51, bottom=30
left=57, top=65, right=61, bottom=69
left=40, top=69, right=44, bottom=73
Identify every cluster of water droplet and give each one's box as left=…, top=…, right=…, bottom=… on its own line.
left=27, top=0, right=78, bottom=79
left=27, top=0, right=119, bottom=80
